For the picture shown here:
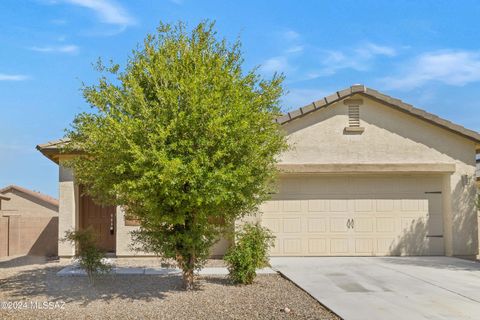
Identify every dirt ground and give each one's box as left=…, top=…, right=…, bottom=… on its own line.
left=0, top=256, right=339, bottom=320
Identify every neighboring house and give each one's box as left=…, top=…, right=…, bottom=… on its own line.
left=0, top=185, right=59, bottom=258
left=37, top=85, right=480, bottom=259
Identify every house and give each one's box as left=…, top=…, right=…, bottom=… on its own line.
left=37, top=85, right=480, bottom=259
left=0, top=185, right=59, bottom=258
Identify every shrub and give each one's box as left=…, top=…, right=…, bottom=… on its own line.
left=62, top=227, right=112, bottom=283
left=224, top=222, right=275, bottom=284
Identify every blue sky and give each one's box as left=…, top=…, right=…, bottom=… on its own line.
left=1, top=0, right=480, bottom=197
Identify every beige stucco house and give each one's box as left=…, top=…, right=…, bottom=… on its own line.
left=0, top=185, right=59, bottom=258
left=37, top=85, right=480, bottom=259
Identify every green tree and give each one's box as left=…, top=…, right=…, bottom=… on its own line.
left=65, top=21, right=287, bottom=289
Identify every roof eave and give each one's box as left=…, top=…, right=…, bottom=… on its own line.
left=36, top=145, right=61, bottom=164
left=277, top=85, right=480, bottom=144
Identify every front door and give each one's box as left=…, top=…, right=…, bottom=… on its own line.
left=79, top=187, right=116, bottom=253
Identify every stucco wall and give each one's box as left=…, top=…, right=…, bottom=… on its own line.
left=115, top=206, right=147, bottom=256
left=0, top=189, right=58, bottom=257
left=279, top=96, right=478, bottom=256
left=280, top=96, right=475, bottom=165
left=57, top=163, right=78, bottom=257
left=0, top=190, right=58, bottom=216
left=55, top=95, right=478, bottom=257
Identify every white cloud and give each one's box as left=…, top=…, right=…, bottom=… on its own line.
left=63, top=0, right=135, bottom=26
left=261, top=35, right=396, bottom=81
left=286, top=45, right=304, bottom=54
left=381, top=50, right=480, bottom=90
left=263, top=41, right=397, bottom=82
left=30, top=45, right=79, bottom=54
left=0, top=73, right=29, bottom=81
left=317, top=43, right=397, bottom=77
left=283, top=30, right=300, bottom=41
left=355, top=43, right=397, bottom=58
left=260, top=30, right=302, bottom=76
left=316, top=50, right=366, bottom=76
left=259, top=56, right=294, bottom=75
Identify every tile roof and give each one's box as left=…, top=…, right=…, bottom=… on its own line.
left=276, top=84, right=480, bottom=143
left=36, top=84, right=480, bottom=162
left=0, top=185, right=58, bottom=207
left=0, top=194, right=10, bottom=201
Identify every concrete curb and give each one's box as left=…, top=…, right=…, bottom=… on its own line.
left=57, top=266, right=276, bottom=276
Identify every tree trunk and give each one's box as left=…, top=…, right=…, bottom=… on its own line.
left=181, top=251, right=195, bottom=290
left=182, top=268, right=194, bottom=290
left=180, top=212, right=196, bottom=290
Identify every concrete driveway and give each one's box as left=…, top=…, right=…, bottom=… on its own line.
left=270, top=257, right=480, bottom=320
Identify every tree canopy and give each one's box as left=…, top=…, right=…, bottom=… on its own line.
left=65, top=21, right=287, bottom=289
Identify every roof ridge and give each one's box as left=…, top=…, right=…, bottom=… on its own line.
left=276, top=84, right=480, bottom=143
left=0, top=185, right=58, bottom=207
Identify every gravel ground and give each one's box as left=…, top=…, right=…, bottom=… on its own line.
left=0, top=256, right=339, bottom=320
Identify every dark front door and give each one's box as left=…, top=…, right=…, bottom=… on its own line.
left=79, top=187, right=116, bottom=253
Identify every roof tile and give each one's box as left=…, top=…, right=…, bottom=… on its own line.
left=0, top=185, right=58, bottom=207
left=277, top=85, right=480, bottom=142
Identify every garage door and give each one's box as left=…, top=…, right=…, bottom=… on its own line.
left=260, top=175, right=444, bottom=256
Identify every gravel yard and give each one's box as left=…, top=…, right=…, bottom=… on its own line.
left=0, top=256, right=338, bottom=320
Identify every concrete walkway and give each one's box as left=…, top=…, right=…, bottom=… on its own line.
left=270, top=257, right=480, bottom=320
left=57, top=265, right=275, bottom=276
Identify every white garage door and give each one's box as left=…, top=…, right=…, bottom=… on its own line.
left=260, top=175, right=444, bottom=256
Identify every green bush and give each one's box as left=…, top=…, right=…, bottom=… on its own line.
left=62, top=227, right=112, bottom=283
left=224, top=222, right=275, bottom=284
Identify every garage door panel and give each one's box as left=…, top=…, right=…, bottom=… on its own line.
left=354, top=218, right=374, bottom=232
left=376, top=217, right=396, bottom=233
left=376, top=199, right=395, bottom=211
left=401, top=199, right=423, bottom=211
left=307, top=218, right=327, bottom=233
left=270, top=238, right=281, bottom=254
left=377, top=238, right=396, bottom=254
left=355, top=238, right=374, bottom=254
left=354, top=199, right=374, bottom=212
left=262, top=217, right=282, bottom=233
left=283, top=217, right=302, bottom=233
left=283, top=238, right=302, bottom=254
left=308, top=238, right=327, bottom=254
left=261, top=175, right=444, bottom=257
left=330, top=217, right=350, bottom=232
left=330, top=200, right=348, bottom=212
left=401, top=216, right=426, bottom=231
left=330, top=238, right=350, bottom=254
